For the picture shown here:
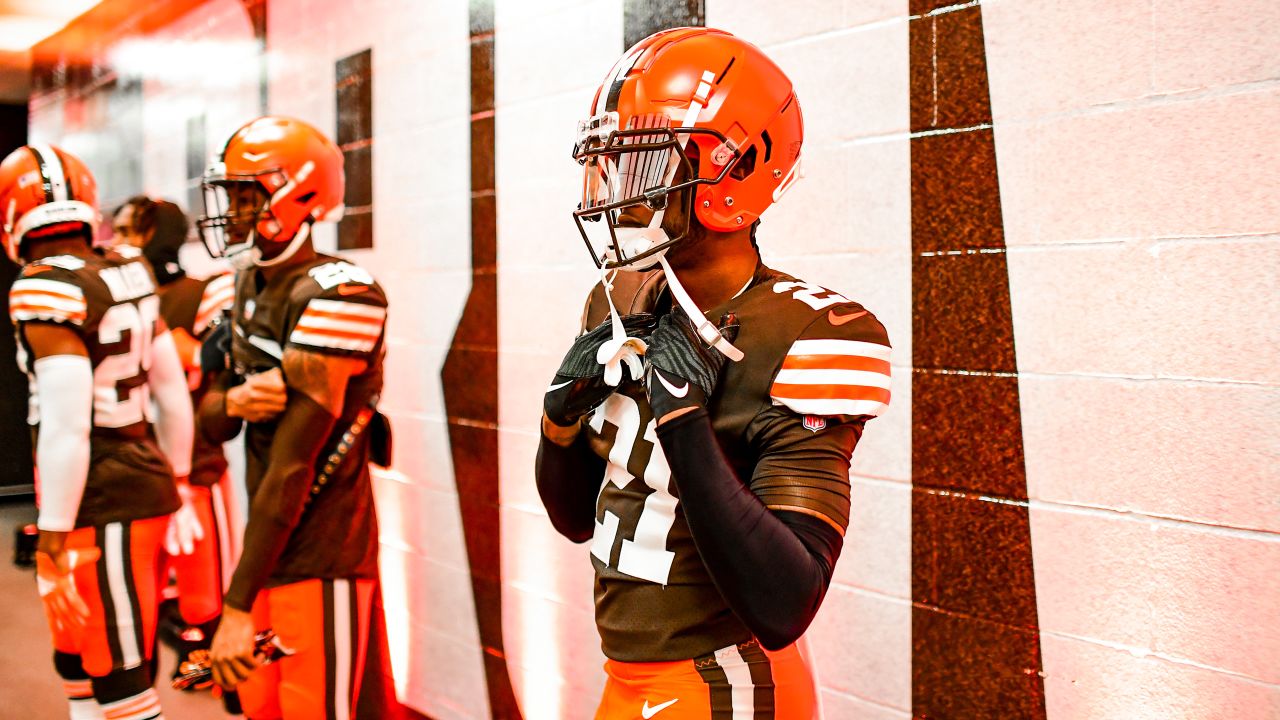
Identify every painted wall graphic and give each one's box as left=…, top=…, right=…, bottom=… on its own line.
left=908, top=1, right=1046, bottom=716
left=24, top=1, right=1280, bottom=718
left=336, top=48, right=374, bottom=251
left=442, top=2, right=522, bottom=717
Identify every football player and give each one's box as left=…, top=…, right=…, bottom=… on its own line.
left=112, top=196, right=238, bottom=683
left=536, top=28, right=892, bottom=719
left=1, top=144, right=195, bottom=720
left=195, top=116, right=388, bottom=719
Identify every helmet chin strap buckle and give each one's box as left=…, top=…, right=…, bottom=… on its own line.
left=658, top=255, right=745, bottom=362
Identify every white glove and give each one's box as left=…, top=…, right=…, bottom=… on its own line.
left=165, top=480, right=206, bottom=556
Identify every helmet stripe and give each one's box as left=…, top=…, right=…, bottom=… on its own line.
left=599, top=45, right=644, bottom=114
left=27, top=144, right=71, bottom=203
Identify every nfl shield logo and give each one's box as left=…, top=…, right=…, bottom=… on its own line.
left=802, top=415, right=826, bottom=433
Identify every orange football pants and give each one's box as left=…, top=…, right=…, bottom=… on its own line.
left=596, top=640, right=817, bottom=720
left=162, top=484, right=221, bottom=625
left=45, top=516, right=168, bottom=677
left=45, top=516, right=169, bottom=720
left=237, top=578, right=375, bottom=720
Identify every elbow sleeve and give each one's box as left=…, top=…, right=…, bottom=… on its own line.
left=33, top=355, right=94, bottom=532
left=197, top=371, right=243, bottom=445
left=149, top=332, right=194, bottom=476
left=656, top=408, right=842, bottom=649
left=535, top=432, right=605, bottom=543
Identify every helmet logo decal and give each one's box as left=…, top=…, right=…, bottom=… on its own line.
left=242, top=151, right=270, bottom=162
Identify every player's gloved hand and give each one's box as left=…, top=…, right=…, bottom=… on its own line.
left=200, top=318, right=232, bottom=375
left=645, top=309, right=740, bottom=424
left=165, top=478, right=207, bottom=556
left=543, top=313, right=657, bottom=428
left=35, top=544, right=100, bottom=635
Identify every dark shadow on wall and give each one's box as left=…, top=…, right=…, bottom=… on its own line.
left=0, top=104, right=33, bottom=494
left=440, top=1, right=523, bottom=718
left=908, top=2, right=1048, bottom=718
left=623, top=0, right=705, bottom=49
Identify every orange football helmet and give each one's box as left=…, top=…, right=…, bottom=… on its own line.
left=197, top=116, right=344, bottom=268
left=0, top=144, right=99, bottom=263
left=573, top=27, right=804, bottom=269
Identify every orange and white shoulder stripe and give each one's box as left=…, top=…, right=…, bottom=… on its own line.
left=289, top=297, right=387, bottom=353
left=8, top=277, right=87, bottom=325
left=770, top=339, right=892, bottom=417
left=193, top=273, right=235, bottom=335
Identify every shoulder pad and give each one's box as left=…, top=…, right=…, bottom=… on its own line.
left=10, top=270, right=88, bottom=326
left=32, top=254, right=86, bottom=272
left=768, top=292, right=892, bottom=419
left=194, top=273, right=236, bottom=336
left=303, top=260, right=376, bottom=293
left=288, top=296, right=387, bottom=354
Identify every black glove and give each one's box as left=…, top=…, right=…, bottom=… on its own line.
left=644, top=310, right=740, bottom=422
left=544, top=313, right=657, bottom=427
left=199, top=316, right=232, bottom=375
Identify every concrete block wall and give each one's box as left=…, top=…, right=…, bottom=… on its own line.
left=983, top=0, right=1280, bottom=717
left=25, top=0, right=1279, bottom=717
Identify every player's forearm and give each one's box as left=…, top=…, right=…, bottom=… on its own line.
left=198, top=370, right=244, bottom=444
left=33, top=356, right=94, bottom=532
left=535, top=431, right=605, bottom=543
left=224, top=390, right=338, bottom=611
left=656, top=408, right=840, bottom=650
left=149, top=331, right=194, bottom=477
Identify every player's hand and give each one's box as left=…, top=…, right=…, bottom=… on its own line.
left=210, top=606, right=260, bottom=690
left=165, top=479, right=207, bottom=556
left=226, top=367, right=287, bottom=423
left=543, top=313, right=657, bottom=430
left=645, top=309, right=739, bottom=425
left=35, top=534, right=99, bottom=637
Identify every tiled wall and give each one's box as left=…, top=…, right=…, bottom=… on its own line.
left=26, top=0, right=1279, bottom=718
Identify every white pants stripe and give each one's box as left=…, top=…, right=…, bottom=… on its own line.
left=332, top=579, right=353, bottom=720
left=102, top=523, right=141, bottom=668
left=717, top=645, right=757, bottom=719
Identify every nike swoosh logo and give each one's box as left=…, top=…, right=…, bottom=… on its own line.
left=337, top=284, right=369, bottom=296
left=828, top=309, right=868, bottom=326
left=654, top=370, right=689, bottom=398
left=642, top=698, right=679, bottom=718
left=547, top=380, right=573, bottom=392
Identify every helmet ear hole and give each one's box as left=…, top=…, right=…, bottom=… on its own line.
left=296, top=191, right=316, bottom=204
left=729, top=144, right=758, bottom=181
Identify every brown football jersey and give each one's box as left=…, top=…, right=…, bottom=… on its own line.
left=229, top=254, right=387, bottom=588
left=9, top=249, right=179, bottom=527
left=581, top=263, right=892, bottom=661
left=156, top=272, right=234, bottom=487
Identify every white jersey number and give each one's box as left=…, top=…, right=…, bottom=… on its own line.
left=773, top=280, right=851, bottom=310
left=589, top=393, right=678, bottom=585
left=94, top=295, right=160, bottom=428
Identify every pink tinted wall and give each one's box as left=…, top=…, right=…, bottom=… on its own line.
left=26, top=0, right=1279, bottom=718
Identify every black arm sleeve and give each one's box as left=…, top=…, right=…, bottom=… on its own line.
left=655, top=408, right=845, bottom=650
left=535, top=432, right=606, bottom=544
left=196, top=370, right=244, bottom=445
left=223, top=390, right=338, bottom=611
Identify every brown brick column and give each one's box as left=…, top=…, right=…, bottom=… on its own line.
left=909, top=2, right=1048, bottom=717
